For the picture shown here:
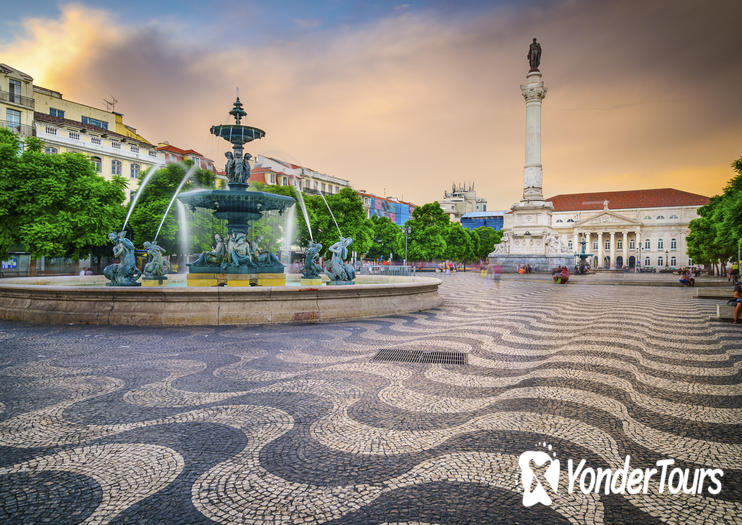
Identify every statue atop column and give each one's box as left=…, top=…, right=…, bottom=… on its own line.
left=528, top=38, right=542, bottom=71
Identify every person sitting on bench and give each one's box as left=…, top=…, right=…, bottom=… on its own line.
left=679, top=268, right=695, bottom=287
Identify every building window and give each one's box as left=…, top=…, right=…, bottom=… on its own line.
left=130, top=145, right=139, bottom=153
left=81, top=116, right=108, bottom=130
left=91, top=136, right=101, bottom=145
left=604, top=239, right=610, bottom=250
left=130, top=163, right=140, bottom=179
left=669, top=214, right=678, bottom=219
left=69, top=131, right=80, bottom=140
left=91, top=156, right=102, bottom=172
left=629, top=239, right=635, bottom=249
left=8, top=79, right=22, bottom=103
left=568, top=240, right=573, bottom=250
left=670, top=256, right=677, bottom=266
left=658, top=256, right=663, bottom=267
left=567, top=218, right=574, bottom=223
left=268, top=173, right=275, bottom=184
left=644, top=257, right=650, bottom=267
left=592, top=240, right=598, bottom=251
left=617, top=239, right=623, bottom=250
left=556, top=219, right=563, bottom=223
left=49, top=108, right=65, bottom=118
left=111, top=141, right=120, bottom=150
left=688, top=258, right=693, bottom=266
left=656, top=215, right=665, bottom=220
left=281, top=176, right=288, bottom=185
left=657, top=238, right=664, bottom=250
left=645, top=239, right=651, bottom=250
left=44, top=146, right=58, bottom=154
left=6, top=108, right=20, bottom=132
left=321, top=183, right=326, bottom=193
left=313, top=181, right=318, bottom=190
left=111, top=159, right=122, bottom=175
left=644, top=215, right=652, bottom=220
left=670, top=238, right=677, bottom=250
left=148, top=150, right=157, bottom=157
left=45, top=126, right=57, bottom=135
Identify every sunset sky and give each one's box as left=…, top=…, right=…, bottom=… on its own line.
left=2, top=1, right=741, bottom=208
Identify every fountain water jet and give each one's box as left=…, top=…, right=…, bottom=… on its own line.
left=176, top=200, right=190, bottom=266
left=281, top=204, right=296, bottom=267
left=122, top=165, right=159, bottom=231
left=154, top=164, right=197, bottom=243
left=292, top=186, right=313, bottom=242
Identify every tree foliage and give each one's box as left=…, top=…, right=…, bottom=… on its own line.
left=366, top=215, right=403, bottom=260
left=405, top=202, right=449, bottom=261
left=472, top=226, right=503, bottom=260
left=687, top=157, right=742, bottom=267
left=0, top=129, right=127, bottom=260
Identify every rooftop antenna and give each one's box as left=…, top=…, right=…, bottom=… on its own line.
left=103, top=96, right=118, bottom=112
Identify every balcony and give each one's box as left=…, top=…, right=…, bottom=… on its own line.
left=0, top=90, right=34, bottom=109
left=1, top=120, right=34, bottom=137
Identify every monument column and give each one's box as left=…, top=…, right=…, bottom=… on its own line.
left=521, top=72, right=547, bottom=201
left=597, top=232, right=604, bottom=268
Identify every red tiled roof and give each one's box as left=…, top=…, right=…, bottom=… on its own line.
left=546, top=188, right=709, bottom=211
left=157, top=144, right=203, bottom=157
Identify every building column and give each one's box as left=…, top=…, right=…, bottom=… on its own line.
left=609, top=231, right=616, bottom=268
left=622, top=231, right=628, bottom=268
left=597, top=232, right=604, bottom=268
left=636, top=231, right=642, bottom=267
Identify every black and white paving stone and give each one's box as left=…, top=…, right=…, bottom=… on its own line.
left=0, top=273, right=739, bottom=524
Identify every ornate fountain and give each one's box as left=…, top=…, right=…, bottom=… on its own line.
left=177, top=97, right=295, bottom=286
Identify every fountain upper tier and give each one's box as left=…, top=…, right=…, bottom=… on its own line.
left=178, top=188, right=295, bottom=227
left=210, top=96, right=264, bottom=147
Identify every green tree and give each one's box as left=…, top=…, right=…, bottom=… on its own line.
left=687, top=157, right=742, bottom=272
left=473, top=226, right=502, bottom=260
left=444, top=222, right=475, bottom=261
left=127, top=162, right=220, bottom=255
left=405, top=202, right=449, bottom=260
left=306, top=188, right=373, bottom=258
left=366, top=215, right=403, bottom=260
left=0, top=129, right=127, bottom=260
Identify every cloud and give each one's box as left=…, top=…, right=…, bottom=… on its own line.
left=2, top=1, right=741, bottom=209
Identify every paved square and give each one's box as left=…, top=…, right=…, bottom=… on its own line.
left=0, top=274, right=739, bottom=523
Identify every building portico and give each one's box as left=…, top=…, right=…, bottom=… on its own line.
left=548, top=189, right=708, bottom=270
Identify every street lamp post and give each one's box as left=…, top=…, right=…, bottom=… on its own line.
left=403, top=225, right=411, bottom=266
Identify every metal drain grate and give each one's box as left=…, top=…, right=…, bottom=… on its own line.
left=372, top=349, right=468, bottom=365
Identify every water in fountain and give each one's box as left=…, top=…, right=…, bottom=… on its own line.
left=281, top=204, right=296, bottom=267
left=292, top=186, right=313, bottom=242
left=154, top=164, right=197, bottom=242
left=122, top=165, right=159, bottom=231
left=176, top=200, right=190, bottom=265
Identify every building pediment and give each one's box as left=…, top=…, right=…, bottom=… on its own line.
left=577, top=210, right=639, bottom=228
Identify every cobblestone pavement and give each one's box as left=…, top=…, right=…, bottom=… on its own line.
left=0, top=273, right=739, bottom=524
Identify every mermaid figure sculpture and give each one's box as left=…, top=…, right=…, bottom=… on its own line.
left=143, top=240, right=170, bottom=280
left=301, top=242, right=323, bottom=279
left=104, top=231, right=142, bottom=286
left=325, top=236, right=355, bottom=284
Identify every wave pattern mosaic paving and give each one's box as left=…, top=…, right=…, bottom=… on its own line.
left=0, top=273, right=739, bottom=524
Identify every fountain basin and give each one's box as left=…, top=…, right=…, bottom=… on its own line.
left=0, top=274, right=442, bottom=326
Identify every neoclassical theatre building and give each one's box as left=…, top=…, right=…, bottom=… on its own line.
left=546, top=188, right=708, bottom=269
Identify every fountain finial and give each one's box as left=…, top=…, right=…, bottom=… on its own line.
left=229, top=96, right=247, bottom=125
